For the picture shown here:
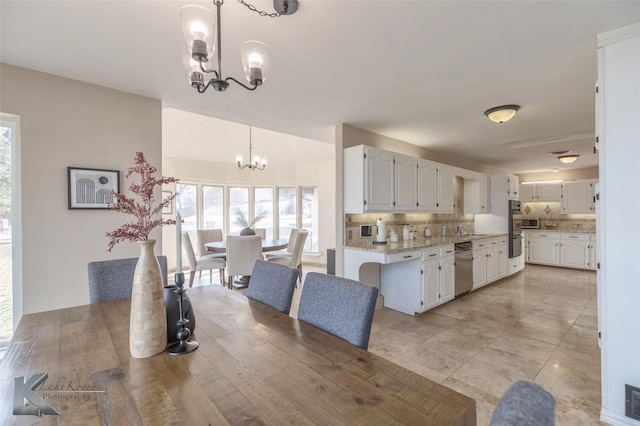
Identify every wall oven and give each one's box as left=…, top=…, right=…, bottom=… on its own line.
left=508, top=200, right=522, bottom=258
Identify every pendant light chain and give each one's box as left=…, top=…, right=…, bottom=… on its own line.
left=236, top=0, right=285, bottom=17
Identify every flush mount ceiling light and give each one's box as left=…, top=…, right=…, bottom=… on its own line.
left=181, top=0, right=297, bottom=93
left=558, top=154, right=580, bottom=164
left=484, top=105, right=521, bottom=123
left=236, top=127, right=266, bottom=171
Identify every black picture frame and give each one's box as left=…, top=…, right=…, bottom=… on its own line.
left=67, top=167, right=120, bottom=209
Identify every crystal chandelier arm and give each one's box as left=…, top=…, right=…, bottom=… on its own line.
left=225, top=76, right=259, bottom=91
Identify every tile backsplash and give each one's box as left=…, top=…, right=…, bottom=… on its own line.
left=521, top=201, right=596, bottom=232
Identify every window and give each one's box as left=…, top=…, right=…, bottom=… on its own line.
left=254, top=187, right=274, bottom=239
left=301, top=187, right=319, bottom=252
left=229, top=187, right=249, bottom=235
left=176, top=183, right=197, bottom=241
left=278, top=187, right=297, bottom=241
left=203, top=185, right=224, bottom=232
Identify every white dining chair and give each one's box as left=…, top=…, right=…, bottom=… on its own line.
left=183, top=232, right=226, bottom=287
left=196, top=229, right=227, bottom=261
left=254, top=228, right=266, bottom=239
left=267, top=230, right=307, bottom=282
left=265, top=228, right=299, bottom=261
left=225, top=235, right=263, bottom=289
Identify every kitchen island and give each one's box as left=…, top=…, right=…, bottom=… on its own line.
left=344, top=234, right=510, bottom=315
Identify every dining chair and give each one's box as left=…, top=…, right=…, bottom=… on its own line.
left=225, top=235, right=263, bottom=289
left=265, top=228, right=299, bottom=261
left=489, top=381, right=555, bottom=425
left=267, top=230, right=308, bottom=282
left=247, top=260, right=298, bottom=314
left=254, top=228, right=266, bottom=239
left=297, top=272, right=378, bottom=350
left=88, top=256, right=168, bottom=304
left=196, top=229, right=226, bottom=261
left=183, top=232, right=226, bottom=287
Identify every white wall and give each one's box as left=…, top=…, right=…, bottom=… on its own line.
left=0, top=63, right=162, bottom=315
left=596, top=22, right=640, bottom=425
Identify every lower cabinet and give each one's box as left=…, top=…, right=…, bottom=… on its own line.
left=472, top=238, right=504, bottom=289
left=559, top=233, right=589, bottom=269
left=527, top=231, right=596, bottom=270
left=528, top=233, right=560, bottom=265
left=421, top=246, right=455, bottom=312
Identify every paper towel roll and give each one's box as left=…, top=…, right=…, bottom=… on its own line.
left=376, top=219, right=386, bottom=242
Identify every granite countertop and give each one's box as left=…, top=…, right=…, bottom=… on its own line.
left=344, top=234, right=508, bottom=254
left=525, top=229, right=595, bottom=234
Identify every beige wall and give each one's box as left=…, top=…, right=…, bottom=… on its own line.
left=1, top=63, right=162, bottom=315
left=161, top=155, right=335, bottom=270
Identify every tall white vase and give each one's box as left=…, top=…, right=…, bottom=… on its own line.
left=130, top=240, right=167, bottom=358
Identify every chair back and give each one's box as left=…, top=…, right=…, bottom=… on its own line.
left=196, top=229, right=223, bottom=257
left=88, top=256, right=168, bottom=304
left=489, top=381, right=555, bottom=425
left=226, top=235, right=263, bottom=276
left=254, top=228, right=266, bottom=239
left=182, top=232, right=197, bottom=269
left=289, top=230, right=308, bottom=268
left=247, top=260, right=298, bottom=314
left=298, top=272, right=378, bottom=349
left=286, top=228, right=299, bottom=253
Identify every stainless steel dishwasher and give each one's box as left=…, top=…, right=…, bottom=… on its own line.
left=454, top=241, right=473, bottom=296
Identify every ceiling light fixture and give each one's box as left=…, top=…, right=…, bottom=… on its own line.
left=181, top=0, right=297, bottom=93
left=558, top=154, right=580, bottom=164
left=484, top=105, right=521, bottom=123
left=237, top=127, right=266, bottom=171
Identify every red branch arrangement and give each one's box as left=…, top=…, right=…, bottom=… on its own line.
left=106, top=152, right=179, bottom=251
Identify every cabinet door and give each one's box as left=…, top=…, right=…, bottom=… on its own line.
left=498, top=240, right=508, bottom=278
left=560, top=240, right=590, bottom=269
left=507, top=175, right=519, bottom=200
left=437, top=165, right=454, bottom=212
left=394, top=154, right=418, bottom=211
left=472, top=249, right=487, bottom=288
left=421, top=259, right=440, bottom=311
left=364, top=147, right=395, bottom=212
left=529, top=239, right=560, bottom=265
left=486, top=247, right=500, bottom=283
left=417, top=159, right=438, bottom=211
left=536, top=183, right=563, bottom=201
left=440, top=255, right=456, bottom=303
left=562, top=181, right=595, bottom=214
left=519, top=184, right=536, bottom=202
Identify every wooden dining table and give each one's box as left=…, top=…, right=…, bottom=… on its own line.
left=1, top=284, right=476, bottom=425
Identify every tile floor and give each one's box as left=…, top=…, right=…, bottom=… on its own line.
left=190, top=263, right=602, bottom=426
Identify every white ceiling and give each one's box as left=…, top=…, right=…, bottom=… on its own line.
left=3, top=1, right=640, bottom=173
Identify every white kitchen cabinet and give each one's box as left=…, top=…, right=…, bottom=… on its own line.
left=485, top=245, right=500, bottom=283
left=421, top=246, right=455, bottom=312
left=472, top=247, right=487, bottom=289
left=344, top=145, right=394, bottom=213
left=536, top=183, right=563, bottom=201
left=394, top=153, right=419, bottom=211
left=472, top=238, right=503, bottom=288
left=464, top=174, right=490, bottom=214
left=437, top=165, right=455, bottom=213
left=559, top=233, right=590, bottom=269
left=528, top=232, right=560, bottom=265
left=588, top=234, right=597, bottom=270
left=507, top=175, right=520, bottom=200
left=562, top=180, right=597, bottom=214
left=498, top=238, right=508, bottom=279
left=519, top=184, right=536, bottom=202
left=417, top=159, right=438, bottom=211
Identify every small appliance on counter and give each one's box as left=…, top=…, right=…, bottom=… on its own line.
left=425, top=227, right=432, bottom=238
left=359, top=225, right=372, bottom=237
left=374, top=218, right=387, bottom=244
left=521, top=218, right=540, bottom=229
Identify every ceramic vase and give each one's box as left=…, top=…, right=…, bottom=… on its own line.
left=240, top=227, right=255, bottom=236
left=130, top=240, right=167, bottom=358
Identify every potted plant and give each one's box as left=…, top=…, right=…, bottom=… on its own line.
left=106, top=152, right=178, bottom=358
left=233, top=208, right=266, bottom=235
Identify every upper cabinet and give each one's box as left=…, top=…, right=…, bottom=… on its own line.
left=562, top=180, right=597, bottom=214
left=507, top=175, right=520, bottom=200
left=464, top=173, right=490, bottom=214
left=519, top=183, right=563, bottom=202
left=344, top=145, right=454, bottom=214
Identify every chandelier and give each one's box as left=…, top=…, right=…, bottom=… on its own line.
left=181, top=0, right=298, bottom=93
left=237, top=127, right=267, bottom=171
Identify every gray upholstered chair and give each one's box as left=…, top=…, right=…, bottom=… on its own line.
left=297, top=272, right=378, bottom=350
left=226, top=235, right=263, bottom=289
left=247, top=260, right=298, bottom=314
left=489, top=380, right=555, bottom=425
left=183, top=232, right=226, bottom=287
left=88, top=256, right=168, bottom=304
left=267, top=230, right=308, bottom=282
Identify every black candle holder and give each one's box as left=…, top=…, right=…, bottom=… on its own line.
left=167, top=272, right=198, bottom=355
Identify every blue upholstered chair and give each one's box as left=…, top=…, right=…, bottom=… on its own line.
left=489, top=381, right=555, bottom=426
left=297, top=272, right=378, bottom=350
left=87, top=256, right=168, bottom=304
left=247, top=260, right=298, bottom=314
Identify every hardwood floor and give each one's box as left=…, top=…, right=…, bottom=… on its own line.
left=191, top=263, right=602, bottom=426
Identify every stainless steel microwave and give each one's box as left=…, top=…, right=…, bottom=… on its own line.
left=521, top=218, right=540, bottom=229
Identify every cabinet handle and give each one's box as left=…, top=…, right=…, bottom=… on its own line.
left=429, top=253, right=437, bottom=257
left=569, top=236, right=578, bottom=239
left=445, top=250, right=453, bottom=254
left=403, top=255, right=413, bottom=259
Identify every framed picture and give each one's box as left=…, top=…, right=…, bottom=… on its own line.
left=67, top=167, right=120, bottom=209
left=162, top=191, right=173, bottom=214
